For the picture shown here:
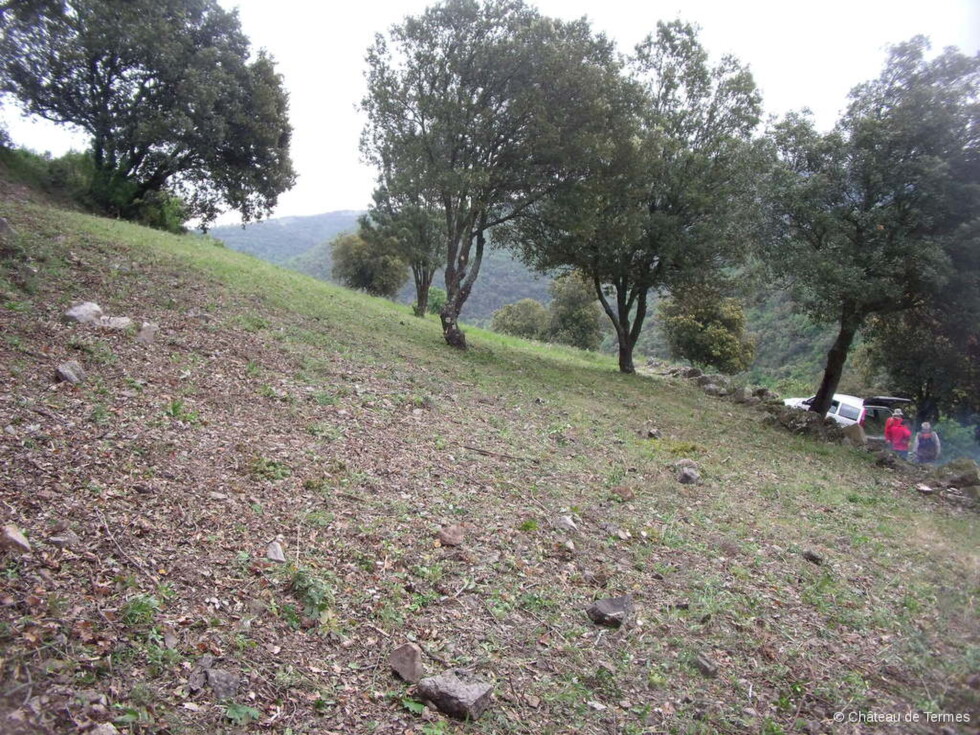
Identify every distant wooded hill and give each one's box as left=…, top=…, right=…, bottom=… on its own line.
left=212, top=212, right=831, bottom=385
left=211, top=212, right=551, bottom=325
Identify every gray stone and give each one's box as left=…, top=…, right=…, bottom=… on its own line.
left=48, top=529, right=80, bottom=549
left=678, top=467, right=701, bottom=485
left=64, top=302, right=103, bottom=324
left=682, top=367, right=703, bottom=379
left=841, top=423, right=866, bottom=447
left=2, top=525, right=31, bottom=554
left=390, top=642, right=424, bottom=683
left=586, top=594, right=633, bottom=628
left=417, top=669, right=493, bottom=720
left=56, top=360, right=86, bottom=384
left=646, top=427, right=662, bottom=439
left=553, top=515, right=578, bottom=533
left=136, top=321, right=160, bottom=344
left=693, top=653, right=719, bottom=678
left=266, top=541, right=286, bottom=563
left=0, top=217, right=17, bottom=241
left=674, top=458, right=699, bottom=470
left=801, top=550, right=824, bottom=566
left=207, top=667, right=240, bottom=700
left=98, top=316, right=134, bottom=331
left=702, top=383, right=723, bottom=397
left=89, top=725, right=121, bottom=735
left=437, top=524, right=465, bottom=546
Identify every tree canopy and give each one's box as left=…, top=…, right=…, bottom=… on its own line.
left=503, top=20, right=763, bottom=372
left=764, top=38, right=979, bottom=416
left=331, top=232, right=409, bottom=299
left=0, top=0, right=296, bottom=227
left=361, top=0, right=621, bottom=349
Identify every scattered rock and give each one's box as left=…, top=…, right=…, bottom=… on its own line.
left=553, top=515, right=578, bottom=533
left=188, top=655, right=215, bottom=693
left=48, top=529, right=80, bottom=549
left=64, top=302, right=103, bottom=324
left=55, top=360, right=86, bottom=384
left=266, top=541, right=286, bottom=563
left=2, top=525, right=31, bottom=554
left=417, top=668, right=494, bottom=720
left=586, top=594, right=633, bottom=628
left=731, top=387, right=748, bottom=403
left=693, top=653, right=719, bottom=678
left=875, top=451, right=898, bottom=468
left=0, top=217, right=18, bottom=241
left=610, top=486, right=635, bottom=502
left=916, top=484, right=935, bottom=495
left=801, top=550, right=823, bottom=566
left=646, top=427, right=662, bottom=439
left=674, top=458, right=699, bottom=470
left=207, top=667, right=240, bottom=700
left=677, top=467, right=701, bottom=485
left=137, top=321, right=160, bottom=344
left=98, top=316, right=134, bottom=331
left=437, top=524, right=465, bottom=546
left=89, top=724, right=121, bottom=735
left=702, top=383, right=724, bottom=397
left=841, top=423, right=867, bottom=447
left=682, top=367, right=703, bottom=379
left=390, top=642, right=424, bottom=683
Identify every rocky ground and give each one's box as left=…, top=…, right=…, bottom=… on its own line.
left=0, top=198, right=977, bottom=734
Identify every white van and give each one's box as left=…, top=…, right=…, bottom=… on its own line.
left=782, top=394, right=911, bottom=432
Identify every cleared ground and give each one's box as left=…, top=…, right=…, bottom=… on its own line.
left=0, top=189, right=977, bottom=734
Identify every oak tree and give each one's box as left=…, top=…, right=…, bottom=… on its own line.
left=0, top=0, right=295, bottom=227
left=765, top=38, right=979, bottom=417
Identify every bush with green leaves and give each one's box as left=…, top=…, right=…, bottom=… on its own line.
left=427, top=287, right=447, bottom=316
left=659, top=287, right=756, bottom=374
left=491, top=299, right=548, bottom=341
left=546, top=272, right=603, bottom=350
left=331, top=232, right=409, bottom=299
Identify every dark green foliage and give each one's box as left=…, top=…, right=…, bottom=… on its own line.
left=491, top=299, right=548, bottom=341
left=426, top=287, right=447, bottom=316
left=360, top=185, right=444, bottom=317
left=505, top=21, right=764, bottom=373
left=362, top=0, right=622, bottom=349
left=331, top=232, right=409, bottom=299
left=546, top=272, right=602, bottom=351
left=0, top=0, right=295, bottom=227
left=659, top=287, right=756, bottom=374
left=764, top=38, right=979, bottom=416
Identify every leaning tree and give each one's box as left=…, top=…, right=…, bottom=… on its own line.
left=765, top=38, right=979, bottom=417
left=0, top=0, right=295, bottom=227
left=361, top=0, right=621, bottom=349
left=502, top=20, right=764, bottom=372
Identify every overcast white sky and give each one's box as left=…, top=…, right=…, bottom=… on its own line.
left=3, top=0, right=978, bottom=225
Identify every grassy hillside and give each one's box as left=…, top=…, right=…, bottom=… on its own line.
left=0, top=191, right=977, bottom=734
left=212, top=213, right=552, bottom=326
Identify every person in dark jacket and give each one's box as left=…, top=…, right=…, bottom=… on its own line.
left=912, top=422, right=942, bottom=464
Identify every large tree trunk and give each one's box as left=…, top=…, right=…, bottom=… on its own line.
left=412, top=263, right=432, bottom=318
left=440, top=215, right=486, bottom=350
left=594, top=276, right=644, bottom=374
left=811, top=308, right=863, bottom=417
left=617, top=341, right=635, bottom=374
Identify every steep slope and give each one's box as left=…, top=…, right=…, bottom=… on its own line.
left=0, top=197, right=977, bottom=735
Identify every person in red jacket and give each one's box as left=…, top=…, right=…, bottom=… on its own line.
left=884, top=408, right=904, bottom=446
left=889, top=418, right=912, bottom=460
